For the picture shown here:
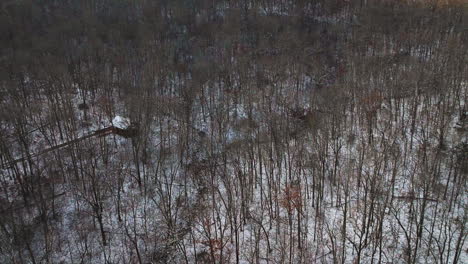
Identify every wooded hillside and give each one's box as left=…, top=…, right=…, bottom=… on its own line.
left=0, top=0, right=466, bottom=263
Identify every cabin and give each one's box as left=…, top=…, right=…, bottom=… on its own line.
left=112, top=116, right=139, bottom=138
left=111, top=125, right=139, bottom=138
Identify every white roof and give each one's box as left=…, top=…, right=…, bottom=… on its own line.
left=112, top=116, right=131, bottom=129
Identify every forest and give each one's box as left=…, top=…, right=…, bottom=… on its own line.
left=0, top=0, right=466, bottom=263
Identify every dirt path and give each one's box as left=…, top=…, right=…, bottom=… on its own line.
left=1, top=126, right=117, bottom=168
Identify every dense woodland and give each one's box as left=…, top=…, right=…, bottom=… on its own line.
left=0, top=0, right=467, bottom=263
